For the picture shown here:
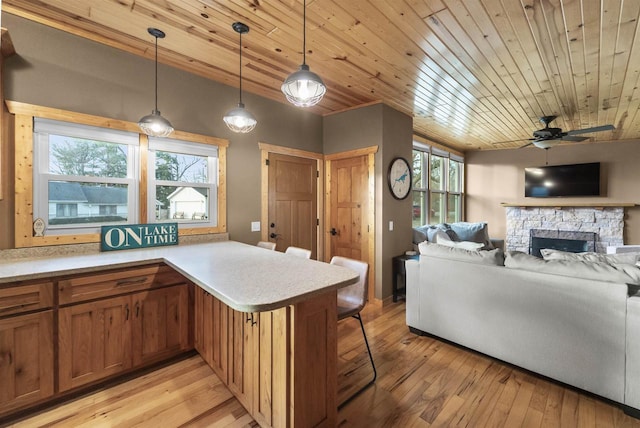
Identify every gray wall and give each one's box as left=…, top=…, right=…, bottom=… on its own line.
left=2, top=13, right=322, bottom=245
left=323, top=103, right=413, bottom=300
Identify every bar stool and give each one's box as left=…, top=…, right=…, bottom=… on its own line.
left=284, top=246, right=312, bottom=259
left=256, top=241, right=276, bottom=250
left=331, top=256, right=376, bottom=407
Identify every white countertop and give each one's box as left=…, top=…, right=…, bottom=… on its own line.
left=0, top=241, right=359, bottom=312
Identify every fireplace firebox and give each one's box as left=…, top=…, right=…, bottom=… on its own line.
left=529, top=229, right=597, bottom=258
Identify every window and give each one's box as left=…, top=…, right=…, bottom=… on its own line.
left=33, top=119, right=138, bottom=234
left=12, top=101, right=227, bottom=247
left=147, top=137, right=218, bottom=227
left=412, top=143, right=464, bottom=227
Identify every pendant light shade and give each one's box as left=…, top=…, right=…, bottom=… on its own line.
left=138, top=28, right=174, bottom=138
left=224, top=22, right=257, bottom=133
left=281, top=0, right=326, bottom=107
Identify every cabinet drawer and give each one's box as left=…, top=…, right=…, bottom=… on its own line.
left=0, top=282, right=54, bottom=318
left=58, top=264, right=186, bottom=305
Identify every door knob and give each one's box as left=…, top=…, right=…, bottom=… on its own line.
left=270, top=232, right=280, bottom=239
left=330, top=228, right=338, bottom=236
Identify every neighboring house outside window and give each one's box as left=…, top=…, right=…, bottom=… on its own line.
left=33, top=118, right=138, bottom=234
left=412, top=142, right=464, bottom=227
left=147, top=137, right=218, bottom=227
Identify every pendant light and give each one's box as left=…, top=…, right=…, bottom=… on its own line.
left=281, top=0, right=326, bottom=107
left=224, top=22, right=257, bottom=133
left=138, top=28, right=174, bottom=138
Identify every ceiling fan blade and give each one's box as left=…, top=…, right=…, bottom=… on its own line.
left=492, top=138, right=534, bottom=145
left=566, top=124, right=614, bottom=135
left=560, top=135, right=589, bottom=142
left=519, top=141, right=535, bottom=149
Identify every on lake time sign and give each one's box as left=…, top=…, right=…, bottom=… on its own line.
left=101, top=223, right=179, bottom=251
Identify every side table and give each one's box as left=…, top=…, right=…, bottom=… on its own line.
left=392, top=253, right=419, bottom=302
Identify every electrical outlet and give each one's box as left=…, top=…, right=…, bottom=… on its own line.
left=251, top=221, right=261, bottom=232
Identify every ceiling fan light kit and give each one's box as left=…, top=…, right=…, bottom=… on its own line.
left=138, top=28, right=174, bottom=138
left=224, top=22, right=257, bottom=134
left=281, top=0, right=326, bottom=107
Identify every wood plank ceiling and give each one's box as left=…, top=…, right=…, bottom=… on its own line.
left=2, top=0, right=639, bottom=152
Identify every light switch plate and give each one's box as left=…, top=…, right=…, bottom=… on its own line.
left=389, top=221, right=394, bottom=231
left=251, top=221, right=261, bottom=232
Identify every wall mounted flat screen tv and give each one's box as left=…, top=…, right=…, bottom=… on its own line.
left=524, top=162, right=600, bottom=197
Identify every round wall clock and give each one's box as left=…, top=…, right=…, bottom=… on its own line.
left=388, top=157, right=412, bottom=200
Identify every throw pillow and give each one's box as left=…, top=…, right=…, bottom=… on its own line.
left=505, top=251, right=640, bottom=285
left=425, top=223, right=456, bottom=242
left=540, top=248, right=640, bottom=265
left=449, top=222, right=494, bottom=249
left=418, top=241, right=505, bottom=266
left=412, top=226, right=429, bottom=244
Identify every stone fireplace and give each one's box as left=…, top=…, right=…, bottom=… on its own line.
left=505, top=206, right=625, bottom=254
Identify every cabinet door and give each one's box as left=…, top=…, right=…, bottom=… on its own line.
left=0, top=310, right=54, bottom=415
left=132, top=284, right=190, bottom=367
left=227, top=308, right=254, bottom=411
left=194, top=288, right=228, bottom=382
left=252, top=308, right=289, bottom=428
left=59, top=296, right=132, bottom=392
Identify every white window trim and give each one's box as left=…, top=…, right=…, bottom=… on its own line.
left=33, top=118, right=139, bottom=235
left=412, top=142, right=465, bottom=224
left=147, top=137, right=219, bottom=228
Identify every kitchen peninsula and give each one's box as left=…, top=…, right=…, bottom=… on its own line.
left=0, top=240, right=359, bottom=427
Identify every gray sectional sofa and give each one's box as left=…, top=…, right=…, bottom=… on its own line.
left=406, top=242, right=640, bottom=416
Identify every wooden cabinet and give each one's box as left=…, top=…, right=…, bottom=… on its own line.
left=227, top=308, right=254, bottom=411
left=194, top=287, right=227, bottom=382
left=0, top=279, right=54, bottom=416
left=58, top=295, right=132, bottom=391
left=0, top=310, right=54, bottom=414
left=195, top=289, right=334, bottom=428
left=132, top=285, right=190, bottom=367
left=58, top=265, right=192, bottom=392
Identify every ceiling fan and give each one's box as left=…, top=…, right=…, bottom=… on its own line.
left=495, top=116, right=615, bottom=149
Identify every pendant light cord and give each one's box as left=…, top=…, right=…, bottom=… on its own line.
left=239, top=31, right=243, bottom=105
left=154, top=35, right=159, bottom=112
left=302, top=0, right=307, bottom=66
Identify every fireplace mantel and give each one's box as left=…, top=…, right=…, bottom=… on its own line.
left=501, top=202, right=636, bottom=208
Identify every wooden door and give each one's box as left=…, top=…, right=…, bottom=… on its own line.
left=268, top=153, right=318, bottom=258
left=0, top=310, right=54, bottom=415
left=227, top=308, right=254, bottom=412
left=194, top=288, right=228, bottom=383
left=59, top=296, right=132, bottom=391
left=132, top=284, right=190, bottom=367
left=329, top=155, right=369, bottom=261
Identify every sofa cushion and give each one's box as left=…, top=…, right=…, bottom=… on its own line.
left=505, top=251, right=640, bottom=285
left=418, top=241, right=504, bottom=266
left=449, top=222, right=494, bottom=249
left=541, top=248, right=640, bottom=265
left=437, top=238, right=485, bottom=251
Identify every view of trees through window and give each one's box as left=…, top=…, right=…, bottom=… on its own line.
left=412, top=146, right=464, bottom=227
left=47, top=135, right=131, bottom=225
left=154, top=150, right=209, bottom=221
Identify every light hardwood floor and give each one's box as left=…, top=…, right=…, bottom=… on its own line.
left=8, top=302, right=640, bottom=427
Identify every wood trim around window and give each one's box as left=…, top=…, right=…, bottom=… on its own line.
left=7, top=101, right=228, bottom=248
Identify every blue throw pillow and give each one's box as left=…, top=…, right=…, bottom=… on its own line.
left=449, top=222, right=493, bottom=249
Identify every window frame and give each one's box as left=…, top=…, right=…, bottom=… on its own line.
left=412, top=141, right=464, bottom=226
left=147, top=137, right=219, bottom=228
left=33, top=118, right=140, bottom=235
left=8, top=100, right=228, bottom=248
